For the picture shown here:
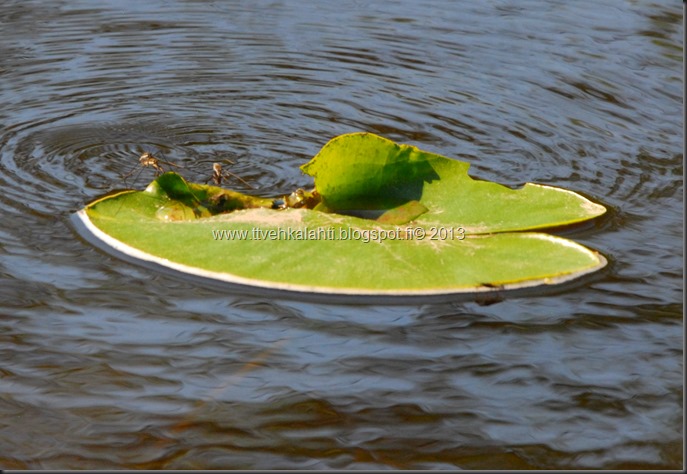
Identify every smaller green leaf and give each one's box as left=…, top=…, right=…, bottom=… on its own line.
left=301, top=133, right=439, bottom=210
left=301, top=132, right=607, bottom=233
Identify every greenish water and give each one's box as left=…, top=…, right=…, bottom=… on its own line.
left=0, top=0, right=682, bottom=469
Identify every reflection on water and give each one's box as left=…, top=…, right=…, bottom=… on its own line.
left=0, top=0, right=682, bottom=469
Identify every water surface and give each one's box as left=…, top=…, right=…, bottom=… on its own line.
left=0, top=0, right=683, bottom=469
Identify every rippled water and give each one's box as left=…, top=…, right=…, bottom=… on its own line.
left=0, top=0, right=683, bottom=469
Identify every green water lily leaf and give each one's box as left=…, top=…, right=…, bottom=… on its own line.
left=75, top=133, right=607, bottom=297
left=302, top=132, right=606, bottom=233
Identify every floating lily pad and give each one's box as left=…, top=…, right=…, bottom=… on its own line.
left=74, top=133, right=607, bottom=297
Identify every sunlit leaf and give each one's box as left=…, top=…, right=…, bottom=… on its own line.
left=75, top=133, right=608, bottom=297
left=302, top=132, right=606, bottom=232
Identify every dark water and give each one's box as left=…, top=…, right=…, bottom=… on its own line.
left=0, top=0, right=683, bottom=469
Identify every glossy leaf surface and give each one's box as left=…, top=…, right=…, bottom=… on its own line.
left=76, top=133, right=607, bottom=296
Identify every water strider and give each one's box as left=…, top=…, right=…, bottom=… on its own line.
left=207, top=161, right=254, bottom=189
left=120, top=152, right=182, bottom=186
